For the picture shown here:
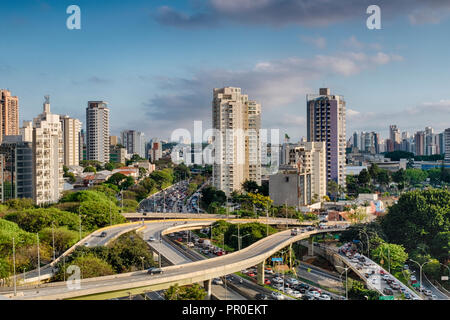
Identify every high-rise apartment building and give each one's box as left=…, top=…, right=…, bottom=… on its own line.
left=288, top=141, right=327, bottom=200
left=20, top=120, right=33, bottom=143
left=110, top=135, right=118, bottom=146
left=306, top=88, right=346, bottom=187
left=414, top=131, right=425, bottom=156
left=0, top=89, right=20, bottom=142
left=148, top=138, right=163, bottom=163
left=445, top=128, right=450, bottom=163
left=212, top=87, right=262, bottom=196
left=121, top=130, right=146, bottom=159
left=0, top=136, right=33, bottom=202
left=32, top=96, right=64, bottom=205
left=86, top=101, right=110, bottom=163
left=60, top=115, right=81, bottom=166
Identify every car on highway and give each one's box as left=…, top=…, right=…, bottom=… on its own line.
left=285, top=287, right=294, bottom=295
left=287, top=278, right=299, bottom=285
left=84, top=242, right=89, bottom=246
left=272, top=277, right=283, bottom=284
left=291, top=291, right=302, bottom=298
left=255, top=293, right=269, bottom=300
left=430, top=294, right=437, bottom=300
left=383, top=288, right=394, bottom=295
left=147, top=268, right=163, bottom=275
left=99, top=231, right=107, bottom=237
left=264, top=279, right=271, bottom=285
left=423, top=289, right=432, bottom=296
left=271, top=292, right=284, bottom=300
left=148, top=236, right=157, bottom=242
left=308, top=290, right=321, bottom=298
left=212, top=278, right=223, bottom=285
left=317, top=294, right=331, bottom=300
left=404, top=292, right=412, bottom=299
left=273, top=283, right=283, bottom=290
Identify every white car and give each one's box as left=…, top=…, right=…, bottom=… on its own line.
left=291, top=291, right=302, bottom=298
left=285, top=287, right=294, bottom=295
left=382, top=274, right=390, bottom=281
left=317, top=294, right=331, bottom=300
left=287, top=278, right=299, bottom=285
left=423, top=289, right=432, bottom=296
left=308, top=290, right=321, bottom=298
left=273, top=283, right=283, bottom=290
left=212, top=278, right=223, bottom=285
left=430, top=294, right=437, bottom=300
left=271, top=292, right=284, bottom=300
left=272, top=277, right=284, bottom=284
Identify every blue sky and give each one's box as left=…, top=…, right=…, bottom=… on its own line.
left=1, top=0, right=450, bottom=142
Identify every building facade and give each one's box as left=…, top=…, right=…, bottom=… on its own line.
left=0, top=136, right=33, bottom=202
left=0, top=89, right=20, bottom=142
left=86, top=101, right=110, bottom=163
left=148, top=138, right=163, bottom=163
left=307, top=88, right=346, bottom=187
left=212, top=87, right=262, bottom=196
left=20, top=120, right=33, bottom=143
left=60, top=115, right=82, bottom=166
left=445, top=128, right=450, bottom=163
left=32, top=96, right=64, bottom=205
left=121, top=130, right=146, bottom=158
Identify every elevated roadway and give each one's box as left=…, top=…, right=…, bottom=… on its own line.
left=1, top=222, right=345, bottom=300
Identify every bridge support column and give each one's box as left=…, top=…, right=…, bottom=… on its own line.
left=203, top=279, right=212, bottom=300
left=257, top=261, right=265, bottom=285
left=308, top=237, right=314, bottom=256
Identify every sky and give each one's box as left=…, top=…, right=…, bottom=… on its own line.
left=1, top=0, right=450, bottom=142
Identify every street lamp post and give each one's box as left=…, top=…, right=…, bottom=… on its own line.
left=52, top=222, right=56, bottom=261
left=336, top=266, right=349, bottom=300
left=139, top=256, right=145, bottom=271
left=12, top=237, right=16, bottom=296
left=409, top=259, right=432, bottom=294
left=266, top=201, right=269, bottom=237
left=37, top=233, right=41, bottom=285
left=78, top=207, right=82, bottom=241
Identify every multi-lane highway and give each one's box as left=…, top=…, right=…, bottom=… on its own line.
left=0, top=222, right=345, bottom=300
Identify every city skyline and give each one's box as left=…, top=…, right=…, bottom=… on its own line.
left=1, top=1, right=450, bottom=141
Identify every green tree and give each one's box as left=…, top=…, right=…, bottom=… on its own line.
left=83, top=166, right=97, bottom=173
left=371, top=242, right=408, bottom=272
left=242, top=180, right=260, bottom=194
left=327, top=180, right=340, bottom=201
left=78, top=200, right=124, bottom=231
left=65, top=254, right=114, bottom=279
left=39, top=226, right=78, bottom=256
left=357, top=169, right=371, bottom=187
left=380, top=189, right=450, bottom=258
left=164, top=283, right=206, bottom=300
left=405, top=168, right=428, bottom=185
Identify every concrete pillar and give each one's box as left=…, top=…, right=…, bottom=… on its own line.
left=257, top=261, right=265, bottom=285
left=308, top=237, right=314, bottom=256
left=203, top=279, right=212, bottom=300
left=158, top=252, right=162, bottom=268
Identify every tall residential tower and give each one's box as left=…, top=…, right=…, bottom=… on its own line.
left=212, top=87, right=261, bottom=196
left=86, top=101, right=110, bottom=163
left=307, top=88, right=346, bottom=187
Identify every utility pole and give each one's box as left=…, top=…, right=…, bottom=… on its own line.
left=285, top=201, right=288, bottom=230
left=78, top=207, right=82, bottom=241
left=37, top=233, right=41, bottom=285
left=266, top=201, right=269, bottom=237
left=13, top=237, right=16, bottom=296
left=52, top=222, right=56, bottom=261
left=109, top=200, right=112, bottom=226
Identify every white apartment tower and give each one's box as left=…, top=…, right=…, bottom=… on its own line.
left=86, top=101, right=110, bottom=163
left=60, top=115, right=82, bottom=166
left=20, top=120, right=33, bottom=143
left=32, top=96, right=64, bottom=205
left=212, top=87, right=261, bottom=196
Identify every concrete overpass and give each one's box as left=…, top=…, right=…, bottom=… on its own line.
left=1, top=222, right=346, bottom=300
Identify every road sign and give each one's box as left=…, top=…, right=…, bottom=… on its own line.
left=352, top=239, right=360, bottom=243
left=334, top=235, right=340, bottom=239
left=379, top=296, right=394, bottom=300
left=272, top=257, right=283, bottom=262
left=441, top=276, right=449, bottom=281
left=412, top=283, right=420, bottom=288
